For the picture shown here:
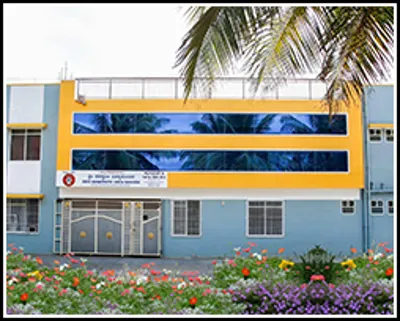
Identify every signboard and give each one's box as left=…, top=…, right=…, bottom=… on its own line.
left=56, top=171, right=167, bottom=188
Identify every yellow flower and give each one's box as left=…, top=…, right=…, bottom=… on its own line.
left=341, top=259, right=356, bottom=269
left=27, top=270, right=43, bottom=280
left=279, top=260, right=295, bottom=269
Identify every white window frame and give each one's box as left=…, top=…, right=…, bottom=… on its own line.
left=368, top=128, right=383, bottom=143
left=246, top=200, right=285, bottom=238
left=384, top=128, right=394, bottom=143
left=9, top=129, right=42, bottom=161
left=6, top=199, right=40, bottom=234
left=388, top=200, right=394, bottom=216
left=370, top=199, right=384, bottom=216
left=341, top=200, right=356, bottom=215
left=171, top=200, right=202, bottom=237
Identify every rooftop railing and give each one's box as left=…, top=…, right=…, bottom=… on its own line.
left=75, top=77, right=328, bottom=100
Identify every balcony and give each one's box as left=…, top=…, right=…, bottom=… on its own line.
left=74, top=77, right=329, bottom=101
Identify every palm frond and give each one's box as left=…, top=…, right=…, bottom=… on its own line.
left=175, top=7, right=276, bottom=100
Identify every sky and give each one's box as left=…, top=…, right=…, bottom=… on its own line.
left=3, top=4, right=395, bottom=83
left=4, top=4, right=190, bottom=81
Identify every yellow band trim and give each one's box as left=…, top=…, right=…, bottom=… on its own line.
left=368, top=124, right=394, bottom=129
left=7, top=123, right=48, bottom=129
left=7, top=194, right=44, bottom=199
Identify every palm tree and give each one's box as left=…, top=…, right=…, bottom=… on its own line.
left=72, top=113, right=178, bottom=170
left=175, top=7, right=393, bottom=115
left=73, top=113, right=176, bottom=134
left=279, top=114, right=347, bottom=134
left=179, top=113, right=283, bottom=170
left=72, top=150, right=179, bottom=171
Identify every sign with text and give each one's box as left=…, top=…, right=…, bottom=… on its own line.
left=56, top=171, right=167, bottom=188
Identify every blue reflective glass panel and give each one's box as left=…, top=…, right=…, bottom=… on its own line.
left=73, top=113, right=347, bottom=135
left=72, top=150, right=348, bottom=172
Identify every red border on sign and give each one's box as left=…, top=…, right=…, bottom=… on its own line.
left=62, top=173, right=76, bottom=187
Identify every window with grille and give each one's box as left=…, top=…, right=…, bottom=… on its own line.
left=370, top=200, right=384, bottom=215
left=385, top=128, right=394, bottom=142
left=10, top=129, right=41, bottom=161
left=172, top=200, right=201, bottom=236
left=341, top=200, right=356, bottom=214
left=248, top=201, right=284, bottom=236
left=7, top=199, right=39, bottom=233
left=368, top=128, right=382, bottom=142
left=388, top=200, right=394, bottom=215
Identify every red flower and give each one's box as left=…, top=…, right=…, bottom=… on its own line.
left=242, top=248, right=251, bottom=253
left=36, top=257, right=43, bottom=265
left=72, top=277, right=80, bottom=287
left=211, top=260, right=217, bottom=265
left=325, top=266, right=330, bottom=270
left=305, top=266, right=311, bottom=270
left=236, top=252, right=241, bottom=256
left=386, top=268, right=394, bottom=277
left=248, top=242, right=257, bottom=247
left=242, top=267, right=250, bottom=277
left=20, top=293, right=29, bottom=302
left=384, top=248, right=393, bottom=253
left=350, top=247, right=357, bottom=254
left=189, top=297, right=198, bottom=306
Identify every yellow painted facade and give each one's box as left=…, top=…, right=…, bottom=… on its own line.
left=7, top=123, right=48, bottom=129
left=56, top=80, right=364, bottom=189
left=7, top=194, right=45, bottom=199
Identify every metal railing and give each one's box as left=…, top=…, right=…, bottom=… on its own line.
left=75, top=77, right=328, bottom=101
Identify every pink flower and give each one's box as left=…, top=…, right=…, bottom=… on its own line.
left=310, top=275, right=325, bottom=281
left=36, top=284, right=43, bottom=290
left=232, top=263, right=237, bottom=267
left=228, top=259, right=235, bottom=265
left=329, top=283, right=335, bottom=289
left=248, top=242, right=257, bottom=247
left=212, top=260, right=217, bottom=265
left=88, top=270, right=94, bottom=276
left=121, top=289, right=130, bottom=296
left=300, top=284, right=307, bottom=289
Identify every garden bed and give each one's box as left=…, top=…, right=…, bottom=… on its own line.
left=6, top=242, right=394, bottom=315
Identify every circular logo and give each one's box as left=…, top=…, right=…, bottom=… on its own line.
left=62, top=173, right=76, bottom=187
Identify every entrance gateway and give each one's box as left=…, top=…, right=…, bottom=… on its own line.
left=54, top=199, right=161, bottom=256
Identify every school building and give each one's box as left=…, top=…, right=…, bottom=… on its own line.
left=5, top=78, right=395, bottom=257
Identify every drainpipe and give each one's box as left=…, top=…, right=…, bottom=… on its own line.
left=361, top=89, right=371, bottom=253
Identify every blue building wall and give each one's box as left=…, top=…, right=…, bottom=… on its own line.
left=7, top=85, right=60, bottom=253
left=161, top=199, right=363, bottom=258
left=369, top=193, right=394, bottom=249
left=364, top=86, right=394, bottom=124
left=363, top=85, right=394, bottom=250
left=6, top=86, right=11, bottom=173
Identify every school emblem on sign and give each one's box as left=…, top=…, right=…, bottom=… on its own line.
left=62, top=173, right=76, bottom=187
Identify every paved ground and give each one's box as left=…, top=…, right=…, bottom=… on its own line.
left=34, top=254, right=217, bottom=276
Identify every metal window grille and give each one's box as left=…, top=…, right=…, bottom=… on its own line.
left=6, top=199, right=39, bottom=233
left=368, top=128, right=382, bottom=142
left=341, top=200, right=356, bottom=214
left=10, top=129, right=41, bottom=161
left=385, top=128, right=394, bottom=142
left=172, top=200, right=200, bottom=236
left=248, top=201, right=283, bottom=236
left=370, top=200, right=384, bottom=214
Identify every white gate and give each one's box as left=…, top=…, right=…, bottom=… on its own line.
left=54, top=199, right=161, bottom=256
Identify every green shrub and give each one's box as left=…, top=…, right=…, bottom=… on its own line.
left=290, top=245, right=342, bottom=284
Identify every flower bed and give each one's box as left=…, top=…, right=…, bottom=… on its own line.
left=6, top=242, right=394, bottom=315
